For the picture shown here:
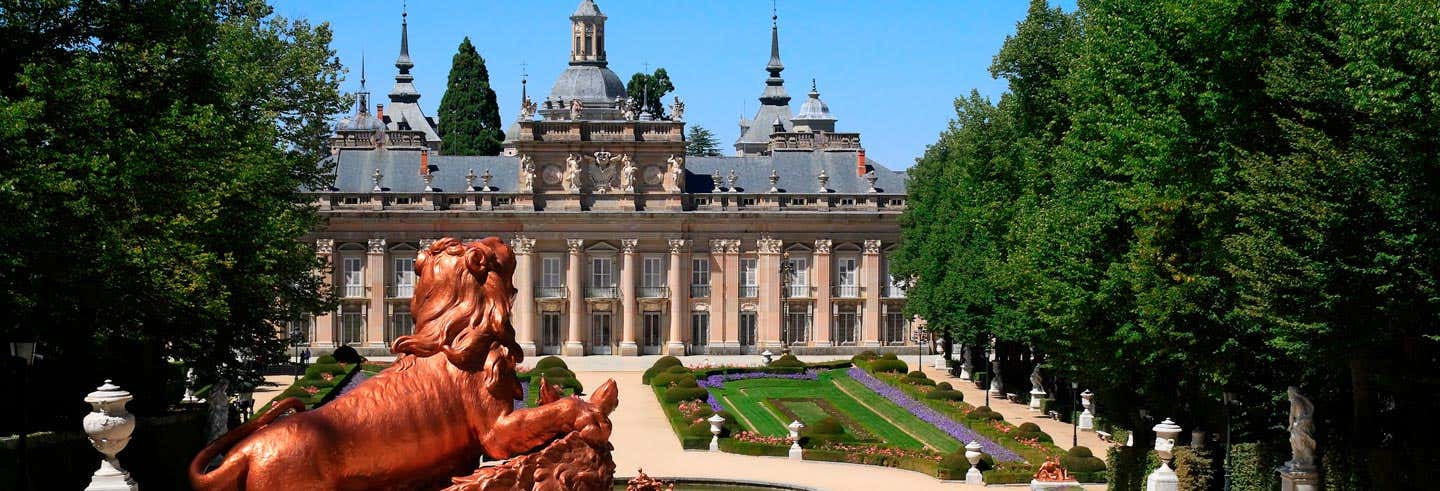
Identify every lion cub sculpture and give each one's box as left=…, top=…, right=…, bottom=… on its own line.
left=190, top=238, right=620, bottom=490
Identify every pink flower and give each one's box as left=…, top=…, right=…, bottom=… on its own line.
left=320, top=372, right=335, bottom=382
left=303, top=386, right=320, bottom=395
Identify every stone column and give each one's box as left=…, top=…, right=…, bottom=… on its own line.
left=366, top=238, right=387, bottom=347
left=564, top=239, right=586, bottom=356
left=722, top=240, right=741, bottom=349
left=665, top=239, right=690, bottom=355
left=707, top=240, right=729, bottom=348
left=860, top=240, right=883, bottom=347
left=511, top=236, right=538, bottom=356
left=619, top=239, right=639, bottom=356
left=314, top=239, right=336, bottom=347
left=812, top=239, right=833, bottom=347
left=757, top=237, right=784, bottom=349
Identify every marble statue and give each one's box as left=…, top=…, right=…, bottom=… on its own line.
left=1030, top=365, right=1045, bottom=394
left=519, top=95, right=537, bottom=121
left=670, top=96, right=685, bottom=121
left=618, top=155, right=636, bottom=193
left=562, top=154, right=583, bottom=193
left=664, top=155, right=685, bottom=193
left=190, top=239, right=620, bottom=490
left=989, top=356, right=1003, bottom=395
left=518, top=155, right=536, bottom=193
left=622, top=97, right=638, bottom=121
left=1285, top=386, right=1316, bottom=471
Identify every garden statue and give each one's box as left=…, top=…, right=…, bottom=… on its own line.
left=664, top=155, right=685, bottom=193
left=670, top=96, right=685, bottom=121
left=619, top=155, right=636, bottom=193
left=519, top=95, right=536, bottom=121
left=190, top=238, right=621, bottom=490
left=1034, top=457, right=1073, bottom=481
left=563, top=154, right=584, bottom=193
left=1029, top=365, right=1047, bottom=411
left=569, top=98, right=583, bottom=120
left=1284, top=386, right=1316, bottom=471
left=626, top=469, right=675, bottom=491
left=518, top=155, right=536, bottom=193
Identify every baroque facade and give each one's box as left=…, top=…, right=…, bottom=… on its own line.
left=305, top=1, right=913, bottom=357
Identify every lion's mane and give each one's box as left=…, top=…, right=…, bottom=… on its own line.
left=390, top=237, right=523, bottom=395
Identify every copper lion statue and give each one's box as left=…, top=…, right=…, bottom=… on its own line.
left=189, top=237, right=619, bottom=490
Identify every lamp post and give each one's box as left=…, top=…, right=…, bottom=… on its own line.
left=1071, top=380, right=1080, bottom=448
left=910, top=327, right=930, bottom=373
left=1223, top=391, right=1235, bottom=491
left=11, top=340, right=37, bottom=491
left=982, top=340, right=991, bottom=408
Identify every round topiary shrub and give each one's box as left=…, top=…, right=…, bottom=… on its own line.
left=1062, top=445, right=1106, bottom=473
left=315, top=354, right=338, bottom=365
left=685, top=420, right=712, bottom=438
left=650, top=371, right=697, bottom=388
left=1010, top=422, right=1049, bottom=442
left=331, top=345, right=364, bottom=364
left=852, top=350, right=879, bottom=362
left=810, top=417, right=844, bottom=436
left=906, top=370, right=929, bottom=379
left=642, top=356, right=684, bottom=383
left=867, top=359, right=908, bottom=373
left=937, top=382, right=953, bottom=391
left=766, top=354, right=806, bottom=373
left=666, top=365, right=691, bottom=373
left=968, top=406, right=1004, bottom=421
left=670, top=375, right=699, bottom=388
left=534, top=356, right=568, bottom=371
left=880, top=353, right=899, bottom=361
left=940, top=450, right=971, bottom=472
left=926, top=389, right=964, bottom=401
left=544, top=366, right=574, bottom=379
left=663, top=386, right=709, bottom=403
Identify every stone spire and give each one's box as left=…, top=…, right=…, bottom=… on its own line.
left=735, top=6, right=795, bottom=155
left=760, top=10, right=790, bottom=106
left=389, top=4, right=420, bottom=104
left=357, top=54, right=370, bottom=115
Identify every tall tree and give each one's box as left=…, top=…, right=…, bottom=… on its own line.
left=685, top=125, right=721, bottom=156
left=437, top=37, right=503, bottom=155
left=0, top=0, right=345, bottom=426
left=626, top=68, right=674, bottom=119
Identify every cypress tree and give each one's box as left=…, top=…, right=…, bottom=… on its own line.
left=437, top=37, right=503, bottom=155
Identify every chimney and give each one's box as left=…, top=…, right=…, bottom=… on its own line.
left=420, top=151, right=429, bottom=175
left=376, top=104, right=385, bottom=122
left=857, top=149, right=867, bottom=176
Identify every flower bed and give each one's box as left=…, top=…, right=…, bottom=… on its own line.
left=254, top=361, right=362, bottom=417
left=696, top=370, right=819, bottom=413
left=847, top=367, right=1021, bottom=462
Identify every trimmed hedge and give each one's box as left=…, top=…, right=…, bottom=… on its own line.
left=867, top=359, right=908, bottom=373
left=1174, top=447, right=1216, bottom=491
left=650, top=369, right=696, bottom=388
left=803, top=447, right=950, bottom=480
left=967, top=405, right=1005, bottom=421
left=1063, top=446, right=1107, bottom=473
left=936, top=381, right=953, bottom=391
left=1227, top=442, right=1283, bottom=491
left=534, top=355, right=568, bottom=371
left=718, top=438, right=789, bottom=457
left=926, top=389, right=964, bottom=401
left=641, top=356, right=683, bottom=384
left=662, top=386, right=709, bottom=403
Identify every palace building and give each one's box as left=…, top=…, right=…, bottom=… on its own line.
left=303, top=1, right=914, bottom=357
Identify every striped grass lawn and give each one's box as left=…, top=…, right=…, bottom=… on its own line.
left=708, top=370, right=962, bottom=453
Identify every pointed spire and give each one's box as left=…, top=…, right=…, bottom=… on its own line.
left=767, top=7, right=784, bottom=74
left=356, top=53, right=371, bottom=115
left=389, top=5, right=420, bottom=104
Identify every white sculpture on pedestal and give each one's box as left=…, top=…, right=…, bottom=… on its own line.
left=988, top=355, right=1003, bottom=395
left=1146, top=418, right=1182, bottom=491
left=959, top=347, right=973, bottom=381
left=1279, top=386, right=1319, bottom=491
left=708, top=413, right=726, bottom=452
left=964, top=441, right=984, bottom=485
left=84, top=380, right=139, bottom=491
left=181, top=368, right=200, bottom=403
left=1078, top=389, right=1095, bottom=431
left=1029, top=365, right=1047, bottom=411
left=787, top=420, right=805, bottom=460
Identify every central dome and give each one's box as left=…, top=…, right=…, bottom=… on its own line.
left=548, top=65, right=626, bottom=104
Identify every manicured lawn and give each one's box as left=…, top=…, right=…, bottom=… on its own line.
left=707, top=370, right=963, bottom=453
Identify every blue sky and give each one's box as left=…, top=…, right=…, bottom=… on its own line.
left=269, top=0, right=1075, bottom=169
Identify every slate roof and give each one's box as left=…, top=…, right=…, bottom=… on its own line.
left=323, top=149, right=906, bottom=196
left=572, top=0, right=604, bottom=18
left=547, top=65, right=627, bottom=104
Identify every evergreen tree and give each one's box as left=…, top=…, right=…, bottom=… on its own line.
left=437, top=37, right=503, bottom=155
left=685, top=125, right=721, bottom=156
left=626, top=68, right=675, bottom=119
left=0, top=0, right=346, bottom=425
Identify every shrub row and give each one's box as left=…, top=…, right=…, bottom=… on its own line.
left=642, top=355, right=683, bottom=384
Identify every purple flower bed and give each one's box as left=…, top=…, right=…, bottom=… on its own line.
left=513, top=377, right=530, bottom=411
left=846, top=367, right=1022, bottom=462
left=696, top=370, right=820, bottom=413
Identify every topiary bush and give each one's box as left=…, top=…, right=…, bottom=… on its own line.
left=331, top=345, right=364, bottom=364
left=906, top=370, right=929, bottom=379
left=642, top=356, right=684, bottom=383
left=937, top=382, right=953, bottom=391
left=766, top=354, right=807, bottom=374
left=851, top=351, right=879, bottom=364
left=867, top=359, right=908, bottom=373
left=534, top=355, right=568, bottom=371
left=315, top=354, right=338, bottom=364
left=967, top=406, right=1004, bottom=421
left=940, top=449, right=972, bottom=473
left=1174, top=446, right=1216, bottom=491
left=1062, top=446, right=1106, bottom=474
left=1228, top=441, right=1283, bottom=491
left=926, top=389, right=964, bottom=401
left=650, top=368, right=697, bottom=388
left=880, top=353, right=899, bottom=360
left=685, top=420, right=712, bottom=438
left=662, top=386, right=709, bottom=403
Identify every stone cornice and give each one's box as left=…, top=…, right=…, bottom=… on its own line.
left=620, top=238, right=638, bottom=254
left=510, top=235, right=537, bottom=255
left=813, top=239, right=832, bottom=254
left=566, top=238, right=585, bottom=253
left=667, top=239, right=690, bottom=254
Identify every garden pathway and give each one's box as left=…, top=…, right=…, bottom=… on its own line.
left=573, top=369, right=1107, bottom=491
left=915, top=362, right=1115, bottom=454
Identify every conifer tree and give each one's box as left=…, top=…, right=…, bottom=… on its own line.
left=437, top=37, right=503, bottom=155
left=685, top=126, right=721, bottom=156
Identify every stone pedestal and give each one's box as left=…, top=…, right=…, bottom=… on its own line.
left=519, top=341, right=538, bottom=358
left=1279, top=467, right=1319, bottom=491
left=563, top=341, right=585, bottom=357
left=1030, top=389, right=1047, bottom=411
left=966, top=468, right=983, bottom=485
left=664, top=341, right=686, bottom=356
left=84, top=381, right=138, bottom=491
left=619, top=341, right=639, bottom=357
left=1078, top=409, right=1095, bottom=431
left=1031, top=481, right=1084, bottom=491
left=1145, top=463, right=1178, bottom=491
left=933, top=355, right=947, bottom=369
left=964, top=441, right=984, bottom=485
left=959, top=362, right=972, bottom=381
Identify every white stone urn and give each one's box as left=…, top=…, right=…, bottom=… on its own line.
left=1078, top=390, right=1095, bottom=431
left=787, top=420, right=805, bottom=460
left=84, top=380, right=139, bottom=491
left=761, top=350, right=774, bottom=365
left=707, top=413, right=725, bottom=452
left=964, top=440, right=984, bottom=485
left=1146, top=418, right=1182, bottom=491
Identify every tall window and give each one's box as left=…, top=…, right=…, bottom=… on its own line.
left=343, top=257, right=364, bottom=298
left=836, top=257, right=860, bottom=297
left=340, top=305, right=364, bottom=345
left=885, top=258, right=905, bottom=297
left=542, top=257, right=563, bottom=288
left=387, top=303, right=413, bottom=343
left=392, top=257, right=415, bottom=298
left=786, top=256, right=809, bottom=297
left=590, top=257, right=613, bottom=288
left=691, top=311, right=710, bottom=348
left=643, top=257, right=664, bottom=286
left=740, top=258, right=758, bottom=297
left=884, top=310, right=909, bottom=345
left=690, top=258, right=710, bottom=297
left=834, top=305, right=859, bottom=345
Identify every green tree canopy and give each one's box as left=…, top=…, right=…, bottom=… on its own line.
left=685, top=125, right=721, bottom=156
left=626, top=68, right=674, bottom=119
left=0, top=0, right=345, bottom=424
left=437, top=37, right=503, bottom=155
